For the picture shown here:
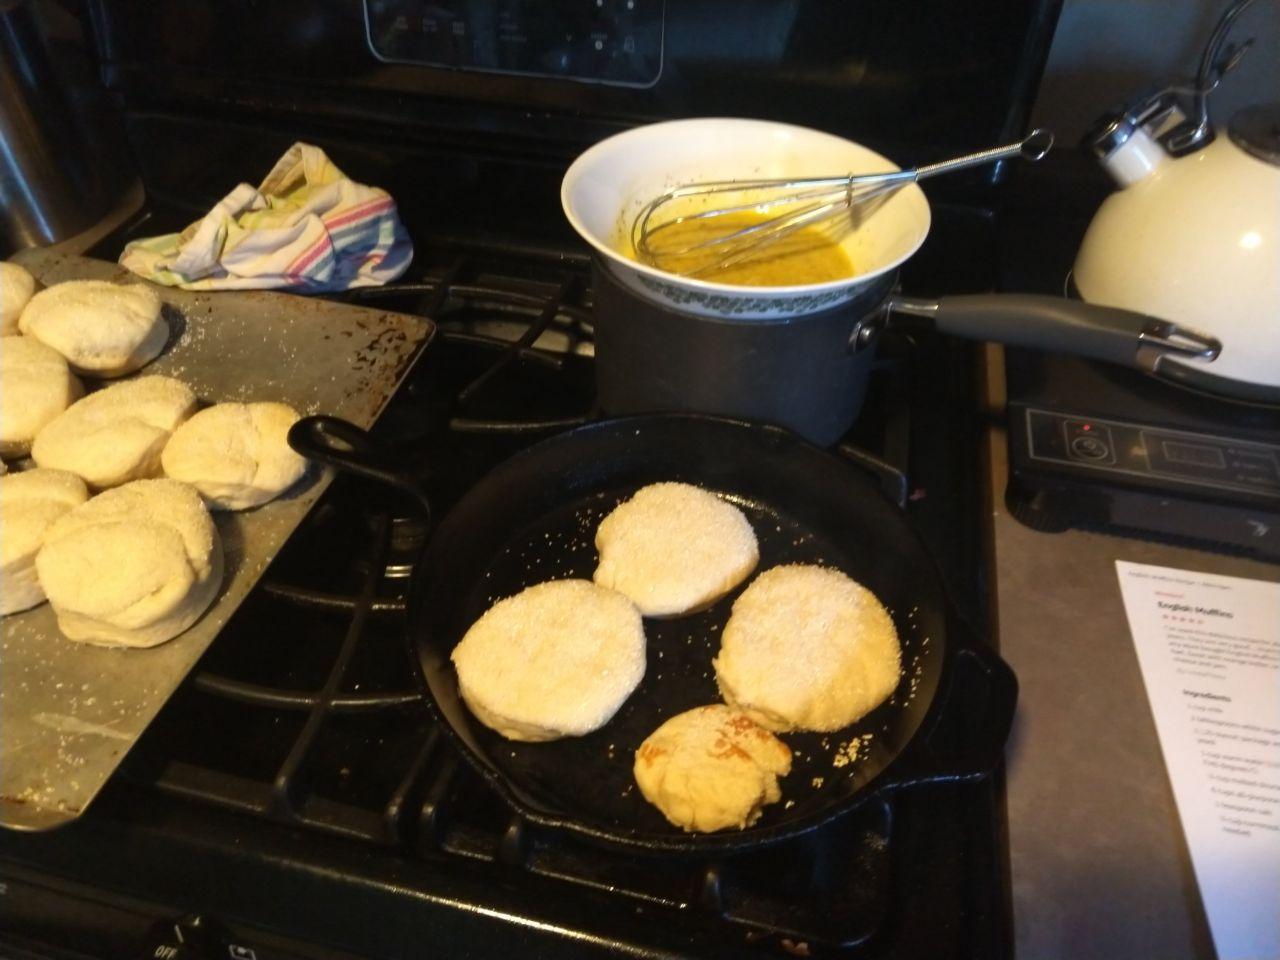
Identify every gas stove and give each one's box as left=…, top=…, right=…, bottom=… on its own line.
left=0, top=0, right=1068, bottom=955
left=0, top=229, right=1006, bottom=960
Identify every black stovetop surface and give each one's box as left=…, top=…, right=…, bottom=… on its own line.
left=1006, top=349, right=1280, bottom=441
left=0, top=212, right=1006, bottom=960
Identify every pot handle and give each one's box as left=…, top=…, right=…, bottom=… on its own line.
left=289, top=415, right=433, bottom=521
left=884, top=632, right=1019, bottom=790
left=889, top=293, right=1221, bottom=373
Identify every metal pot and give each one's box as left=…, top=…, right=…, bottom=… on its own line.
left=563, top=119, right=1224, bottom=444
left=0, top=1, right=135, bottom=251
left=591, top=260, right=884, bottom=446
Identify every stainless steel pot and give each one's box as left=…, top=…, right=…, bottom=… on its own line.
left=0, top=1, right=133, bottom=251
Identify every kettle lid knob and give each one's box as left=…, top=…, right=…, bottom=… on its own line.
left=1229, top=104, right=1280, bottom=167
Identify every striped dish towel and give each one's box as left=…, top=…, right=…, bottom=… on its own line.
left=120, top=143, right=413, bottom=292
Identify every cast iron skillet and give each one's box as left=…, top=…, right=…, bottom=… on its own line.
left=289, top=413, right=1016, bottom=855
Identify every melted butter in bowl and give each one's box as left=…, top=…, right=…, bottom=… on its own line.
left=623, top=210, right=857, bottom=287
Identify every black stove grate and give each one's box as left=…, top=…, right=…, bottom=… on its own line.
left=0, top=230, right=1007, bottom=959
left=0, top=181, right=1011, bottom=958
left=138, top=479, right=896, bottom=949
left=112, top=250, right=930, bottom=953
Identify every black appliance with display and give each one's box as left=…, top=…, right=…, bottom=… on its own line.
left=996, top=165, right=1280, bottom=561
left=1005, top=351, right=1280, bottom=559
left=0, top=1, right=1063, bottom=957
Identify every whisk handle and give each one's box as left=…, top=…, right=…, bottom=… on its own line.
left=912, top=128, right=1054, bottom=181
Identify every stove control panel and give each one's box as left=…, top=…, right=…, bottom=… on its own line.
left=1024, top=408, right=1280, bottom=498
left=364, top=0, right=664, bottom=86
left=140, top=915, right=289, bottom=960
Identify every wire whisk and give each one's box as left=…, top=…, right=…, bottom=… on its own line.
left=632, top=129, right=1053, bottom=278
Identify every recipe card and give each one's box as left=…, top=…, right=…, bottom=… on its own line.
left=1116, top=561, right=1280, bottom=960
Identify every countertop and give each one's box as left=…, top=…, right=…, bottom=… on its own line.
left=982, top=344, right=1280, bottom=960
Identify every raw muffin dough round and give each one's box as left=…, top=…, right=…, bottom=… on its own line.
left=0, top=335, right=82, bottom=458
left=35, top=478, right=223, bottom=647
left=451, top=579, right=646, bottom=741
left=19, top=280, right=167, bottom=377
left=1, top=262, right=37, bottom=335
left=594, top=482, right=759, bottom=618
left=161, top=401, right=307, bottom=510
left=0, top=469, right=89, bottom=615
left=634, top=705, right=792, bottom=832
left=32, top=375, right=196, bottom=488
left=714, top=564, right=902, bottom=732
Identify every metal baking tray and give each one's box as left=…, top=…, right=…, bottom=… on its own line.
left=0, top=251, right=434, bottom=831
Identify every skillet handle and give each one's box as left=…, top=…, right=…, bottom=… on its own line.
left=889, top=633, right=1018, bottom=789
left=288, top=415, right=433, bottom=519
left=889, top=293, right=1221, bottom=374
left=835, top=443, right=908, bottom=509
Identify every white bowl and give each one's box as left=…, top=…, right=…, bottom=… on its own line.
left=561, top=118, right=931, bottom=320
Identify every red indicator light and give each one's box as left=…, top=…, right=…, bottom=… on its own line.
left=1082, top=424, right=1091, bottom=431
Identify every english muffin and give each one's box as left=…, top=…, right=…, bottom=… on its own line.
left=0, top=469, right=89, bottom=615
left=0, top=262, right=36, bottom=335
left=0, top=335, right=82, bottom=458
left=451, top=579, right=646, bottom=741
left=19, top=279, right=167, bottom=378
left=35, top=478, right=223, bottom=647
left=634, top=705, right=792, bottom=832
left=162, top=401, right=307, bottom=510
left=594, top=482, right=758, bottom=618
left=32, top=375, right=196, bottom=488
left=714, top=564, right=901, bottom=732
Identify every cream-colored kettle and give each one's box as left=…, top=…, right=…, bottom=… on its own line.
left=1073, top=0, right=1280, bottom=403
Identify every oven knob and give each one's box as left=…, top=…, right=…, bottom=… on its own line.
left=143, top=947, right=202, bottom=960
left=139, top=915, right=227, bottom=960
left=1069, top=434, right=1110, bottom=461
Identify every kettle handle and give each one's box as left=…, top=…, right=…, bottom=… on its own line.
left=1088, top=0, right=1259, bottom=165
left=1170, top=0, right=1259, bottom=153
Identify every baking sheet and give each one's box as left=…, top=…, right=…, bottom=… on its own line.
left=0, top=251, right=434, bottom=831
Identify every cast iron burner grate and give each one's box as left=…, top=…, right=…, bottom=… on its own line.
left=121, top=249, right=924, bottom=954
